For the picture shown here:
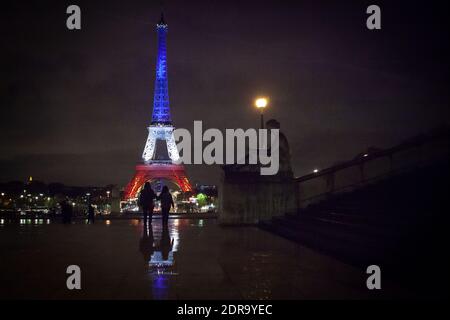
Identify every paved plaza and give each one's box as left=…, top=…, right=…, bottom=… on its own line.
left=0, top=218, right=406, bottom=299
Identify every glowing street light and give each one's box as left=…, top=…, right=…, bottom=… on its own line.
left=255, top=97, right=268, bottom=108
left=254, top=97, right=268, bottom=129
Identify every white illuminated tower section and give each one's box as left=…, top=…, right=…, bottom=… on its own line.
left=123, top=14, right=192, bottom=200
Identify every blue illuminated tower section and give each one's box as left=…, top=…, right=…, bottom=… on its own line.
left=152, top=14, right=171, bottom=124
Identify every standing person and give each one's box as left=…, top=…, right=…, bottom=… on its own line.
left=87, top=202, right=95, bottom=224
left=159, top=186, right=174, bottom=224
left=61, top=199, right=73, bottom=224
left=60, top=200, right=68, bottom=224
left=138, top=182, right=156, bottom=225
left=67, top=200, right=73, bottom=224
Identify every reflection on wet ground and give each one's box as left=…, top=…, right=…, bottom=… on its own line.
left=0, top=218, right=406, bottom=299
left=139, top=221, right=178, bottom=299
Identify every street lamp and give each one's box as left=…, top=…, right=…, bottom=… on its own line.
left=255, top=97, right=268, bottom=129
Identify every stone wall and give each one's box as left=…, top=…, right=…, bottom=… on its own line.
left=219, top=171, right=297, bottom=225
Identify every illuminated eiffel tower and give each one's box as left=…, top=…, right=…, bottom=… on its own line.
left=123, top=13, right=192, bottom=200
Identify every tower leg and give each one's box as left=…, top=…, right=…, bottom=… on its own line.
left=123, top=164, right=192, bottom=200
left=123, top=171, right=148, bottom=200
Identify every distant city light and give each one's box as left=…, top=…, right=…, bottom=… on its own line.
left=1, top=193, right=4, bottom=196
left=363, top=153, right=368, bottom=157
left=20, top=195, right=24, bottom=198
left=35, top=196, right=38, bottom=200
left=39, top=193, right=43, bottom=197
left=313, top=169, right=319, bottom=173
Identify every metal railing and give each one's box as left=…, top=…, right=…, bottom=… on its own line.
left=294, top=128, right=450, bottom=208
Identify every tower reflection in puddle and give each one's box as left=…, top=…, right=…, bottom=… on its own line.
left=138, top=219, right=180, bottom=299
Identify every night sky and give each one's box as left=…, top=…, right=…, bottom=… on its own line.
left=1, top=0, right=449, bottom=187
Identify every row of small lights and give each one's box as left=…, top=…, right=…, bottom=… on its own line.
left=1, top=190, right=110, bottom=197
left=1, top=192, right=49, bottom=200
left=1, top=192, right=110, bottom=209
left=0, top=219, right=51, bottom=225
left=0, top=219, right=113, bottom=225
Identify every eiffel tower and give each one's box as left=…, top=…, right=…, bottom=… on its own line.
left=123, top=13, right=192, bottom=200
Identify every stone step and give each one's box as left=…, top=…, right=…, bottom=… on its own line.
left=272, top=216, right=393, bottom=249
left=289, top=211, right=404, bottom=235
left=259, top=220, right=391, bottom=267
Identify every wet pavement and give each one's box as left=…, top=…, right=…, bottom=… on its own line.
left=0, top=218, right=405, bottom=299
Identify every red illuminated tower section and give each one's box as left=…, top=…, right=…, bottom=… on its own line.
left=123, top=14, right=192, bottom=200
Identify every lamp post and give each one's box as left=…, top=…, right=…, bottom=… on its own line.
left=255, top=97, right=268, bottom=129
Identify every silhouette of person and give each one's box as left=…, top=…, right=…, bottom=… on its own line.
left=139, top=222, right=155, bottom=263
left=67, top=200, right=73, bottom=224
left=87, top=202, right=95, bottom=224
left=60, top=200, right=67, bottom=224
left=138, top=182, right=157, bottom=224
left=159, top=186, right=174, bottom=224
left=61, top=199, right=73, bottom=224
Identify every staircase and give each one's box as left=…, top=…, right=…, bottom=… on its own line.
left=260, top=161, right=450, bottom=296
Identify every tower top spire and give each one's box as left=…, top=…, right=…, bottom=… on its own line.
left=157, top=12, right=167, bottom=27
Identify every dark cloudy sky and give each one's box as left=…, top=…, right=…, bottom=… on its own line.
left=1, top=0, right=449, bottom=187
